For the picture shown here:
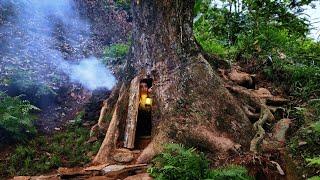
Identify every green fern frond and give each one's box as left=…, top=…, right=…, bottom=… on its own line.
left=308, top=176, right=320, bottom=180
left=306, top=157, right=320, bottom=167
left=206, top=165, right=253, bottom=180
left=0, top=91, right=39, bottom=142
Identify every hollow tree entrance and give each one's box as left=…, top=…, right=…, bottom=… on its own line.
left=136, top=78, right=153, bottom=138
left=124, top=77, right=153, bottom=149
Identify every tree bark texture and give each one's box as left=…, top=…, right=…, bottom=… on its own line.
left=94, top=0, right=254, bottom=164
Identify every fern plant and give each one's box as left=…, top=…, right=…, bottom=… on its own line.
left=0, top=91, right=39, bottom=142
left=206, top=165, right=253, bottom=180
left=308, top=176, right=320, bottom=180
left=306, top=157, right=320, bottom=167
left=147, top=143, right=252, bottom=180
left=148, top=143, right=209, bottom=180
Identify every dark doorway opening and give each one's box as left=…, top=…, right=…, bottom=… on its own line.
left=134, top=78, right=153, bottom=149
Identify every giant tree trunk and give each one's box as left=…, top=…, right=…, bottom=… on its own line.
left=93, top=0, right=254, bottom=164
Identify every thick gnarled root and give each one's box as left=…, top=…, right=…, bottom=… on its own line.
left=93, top=83, right=126, bottom=164
left=225, top=85, right=280, bottom=153
left=89, top=85, right=121, bottom=138
left=250, top=105, right=274, bottom=153
left=136, top=125, right=239, bottom=164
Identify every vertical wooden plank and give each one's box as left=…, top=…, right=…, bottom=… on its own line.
left=124, top=76, right=141, bottom=149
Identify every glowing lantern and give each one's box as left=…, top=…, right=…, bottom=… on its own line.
left=145, top=97, right=153, bottom=106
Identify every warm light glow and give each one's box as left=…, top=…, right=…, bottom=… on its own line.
left=145, top=97, right=152, bottom=106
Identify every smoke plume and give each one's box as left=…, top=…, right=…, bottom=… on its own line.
left=0, top=0, right=116, bottom=91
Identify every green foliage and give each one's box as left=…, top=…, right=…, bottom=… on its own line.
left=0, top=91, right=39, bottom=142
left=262, top=40, right=320, bottom=99
left=6, top=145, right=61, bottom=175
left=308, top=176, right=320, bottom=180
left=148, top=143, right=252, bottom=180
left=306, top=157, right=320, bottom=167
left=194, top=0, right=320, bottom=99
left=74, top=111, right=85, bottom=126
left=114, top=0, right=130, bottom=11
left=104, top=43, right=130, bottom=59
left=148, top=143, right=209, bottom=180
left=206, top=165, right=253, bottom=180
left=312, top=121, right=320, bottom=134
left=288, top=101, right=320, bottom=178
left=103, top=42, right=130, bottom=65
left=289, top=122, right=320, bottom=158
left=9, top=71, right=57, bottom=98
left=1, top=123, right=102, bottom=176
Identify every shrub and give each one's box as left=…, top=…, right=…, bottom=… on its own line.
left=148, top=143, right=252, bottom=180
left=288, top=101, right=320, bottom=178
left=308, top=176, right=320, bottom=180
left=148, top=143, right=209, bottom=180
left=104, top=43, right=130, bottom=59
left=306, top=157, right=320, bottom=167
left=103, top=42, right=130, bottom=65
left=114, top=0, right=130, bottom=11
left=10, top=72, right=57, bottom=98
left=0, top=91, right=39, bottom=142
left=2, top=124, right=102, bottom=176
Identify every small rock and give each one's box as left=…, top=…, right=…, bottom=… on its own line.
left=54, top=127, right=61, bottom=131
left=84, top=163, right=109, bottom=171
left=102, top=164, right=148, bottom=175
left=83, top=122, right=91, bottom=126
left=298, top=141, right=307, bottom=146
left=272, top=118, right=291, bottom=143
left=307, top=130, right=313, bottom=134
left=113, top=151, right=134, bottom=163
left=228, top=67, right=253, bottom=88
left=13, top=176, right=31, bottom=180
left=69, top=120, right=76, bottom=123
left=102, top=165, right=126, bottom=174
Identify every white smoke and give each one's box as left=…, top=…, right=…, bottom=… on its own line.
left=0, top=0, right=116, bottom=91
left=61, top=57, right=116, bottom=90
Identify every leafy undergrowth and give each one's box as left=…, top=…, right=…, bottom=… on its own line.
left=288, top=101, right=320, bottom=179
left=103, top=42, right=130, bottom=65
left=194, top=1, right=320, bottom=179
left=0, top=91, right=39, bottom=143
left=148, top=143, right=253, bottom=180
left=0, top=123, right=102, bottom=177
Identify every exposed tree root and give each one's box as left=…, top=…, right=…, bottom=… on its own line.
left=225, top=85, right=276, bottom=153
left=188, top=126, right=239, bottom=152
left=136, top=131, right=171, bottom=164
left=93, top=83, right=126, bottom=164
left=250, top=105, right=274, bottom=153
left=89, top=85, right=121, bottom=138
left=136, top=125, right=240, bottom=164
